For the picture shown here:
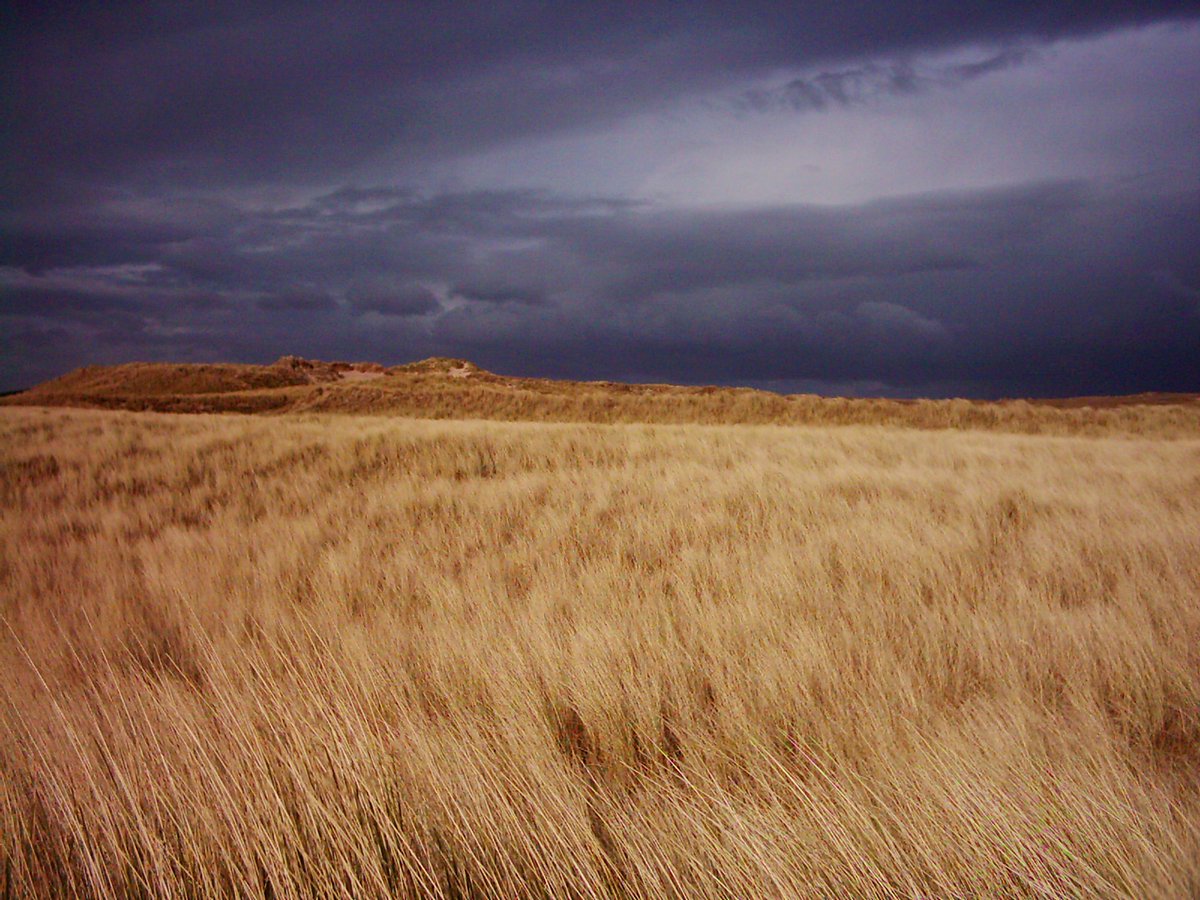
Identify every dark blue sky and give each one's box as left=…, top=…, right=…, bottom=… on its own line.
left=3, top=2, right=1199, bottom=396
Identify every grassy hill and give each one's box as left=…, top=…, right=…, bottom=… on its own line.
left=5, top=356, right=1199, bottom=436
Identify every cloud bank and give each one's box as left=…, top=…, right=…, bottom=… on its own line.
left=3, top=2, right=1199, bottom=395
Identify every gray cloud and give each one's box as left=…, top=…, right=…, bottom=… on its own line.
left=0, top=285, right=139, bottom=320
left=6, top=2, right=1197, bottom=198
left=945, top=46, right=1036, bottom=81
left=2, top=4, right=1198, bottom=397
left=7, top=179, right=1197, bottom=396
left=346, top=281, right=440, bottom=317
left=741, top=63, right=924, bottom=113
left=738, top=46, right=1037, bottom=113
left=856, top=301, right=950, bottom=341
left=257, top=288, right=337, bottom=312
left=452, top=284, right=549, bottom=307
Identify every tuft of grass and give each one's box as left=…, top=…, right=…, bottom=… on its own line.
left=2, top=406, right=1198, bottom=897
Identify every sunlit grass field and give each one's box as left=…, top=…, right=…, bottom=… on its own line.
left=3, top=406, right=1199, bottom=897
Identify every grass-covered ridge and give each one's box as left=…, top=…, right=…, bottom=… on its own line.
left=5, top=356, right=1199, bottom=436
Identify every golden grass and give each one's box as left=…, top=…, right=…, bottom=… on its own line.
left=2, top=405, right=1199, bottom=897
left=7, top=356, right=1200, bottom=436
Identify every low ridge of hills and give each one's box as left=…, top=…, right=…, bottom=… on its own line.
left=3, top=356, right=1198, bottom=436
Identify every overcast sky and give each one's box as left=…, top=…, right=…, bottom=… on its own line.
left=3, top=2, right=1199, bottom=396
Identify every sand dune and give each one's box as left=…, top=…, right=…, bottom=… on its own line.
left=5, top=356, right=1198, bottom=436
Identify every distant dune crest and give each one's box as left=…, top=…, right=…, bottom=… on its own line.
left=4, top=357, right=1197, bottom=436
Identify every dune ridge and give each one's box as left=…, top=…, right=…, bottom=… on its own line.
left=5, top=356, right=1199, bottom=436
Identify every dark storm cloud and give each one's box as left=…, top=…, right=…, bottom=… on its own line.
left=737, top=47, right=1036, bottom=113
left=551, top=201, right=983, bottom=300
left=945, top=46, right=1036, bottom=81
left=346, top=281, right=440, bottom=317
left=0, top=212, right=209, bottom=274
left=5, top=1, right=1199, bottom=195
left=3, top=3, right=1199, bottom=396
left=740, top=63, right=924, bottom=113
left=425, top=183, right=1200, bottom=396
left=452, top=284, right=549, bottom=307
left=8, top=177, right=1197, bottom=397
left=257, top=288, right=336, bottom=312
left=0, top=284, right=139, bottom=319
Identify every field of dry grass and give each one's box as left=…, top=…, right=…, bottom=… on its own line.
left=2, top=405, right=1199, bottom=897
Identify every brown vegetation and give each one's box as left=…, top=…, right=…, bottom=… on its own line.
left=5, top=356, right=1199, bottom=436
left=2, top=405, right=1199, bottom=897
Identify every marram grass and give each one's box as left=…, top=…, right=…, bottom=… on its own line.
left=2, top=407, right=1198, bottom=897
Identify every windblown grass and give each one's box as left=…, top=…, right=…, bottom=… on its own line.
left=2, top=406, right=1198, bottom=897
